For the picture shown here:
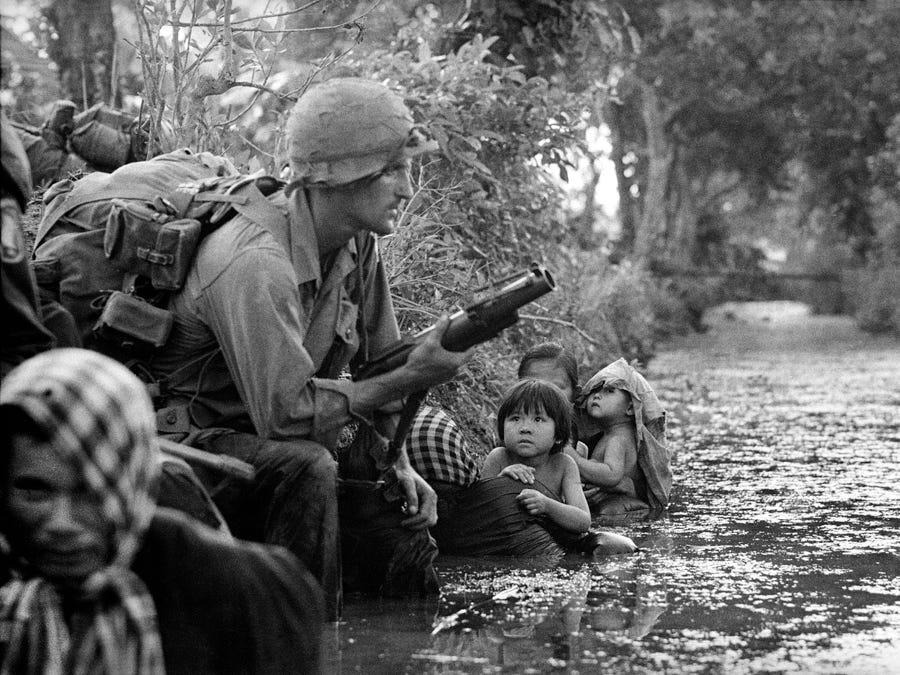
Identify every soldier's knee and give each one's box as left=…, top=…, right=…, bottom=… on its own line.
left=269, top=439, right=336, bottom=484
left=306, top=444, right=337, bottom=482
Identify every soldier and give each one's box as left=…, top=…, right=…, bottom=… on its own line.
left=1, top=110, right=60, bottom=377
left=148, top=77, right=473, bottom=619
left=12, top=100, right=177, bottom=188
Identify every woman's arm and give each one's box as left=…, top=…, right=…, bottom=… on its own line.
left=479, top=447, right=508, bottom=478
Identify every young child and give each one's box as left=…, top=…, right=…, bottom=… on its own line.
left=573, top=358, right=672, bottom=513
left=481, top=379, right=591, bottom=534
left=517, top=342, right=589, bottom=458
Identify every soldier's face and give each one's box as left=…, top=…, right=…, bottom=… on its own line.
left=342, top=159, right=414, bottom=236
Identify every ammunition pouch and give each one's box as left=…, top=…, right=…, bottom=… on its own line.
left=104, top=200, right=201, bottom=291
left=92, top=290, right=174, bottom=352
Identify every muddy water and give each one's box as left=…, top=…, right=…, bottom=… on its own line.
left=325, top=302, right=900, bottom=674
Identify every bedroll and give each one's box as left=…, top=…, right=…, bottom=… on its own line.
left=31, top=148, right=284, bottom=353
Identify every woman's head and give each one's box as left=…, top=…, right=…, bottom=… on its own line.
left=496, top=379, right=572, bottom=455
left=517, top=342, right=579, bottom=402
left=1, top=349, right=160, bottom=588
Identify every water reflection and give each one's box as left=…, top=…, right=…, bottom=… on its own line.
left=412, top=546, right=670, bottom=672
left=328, top=303, right=900, bottom=674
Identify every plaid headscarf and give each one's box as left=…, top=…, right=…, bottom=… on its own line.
left=578, top=358, right=673, bottom=510
left=1, top=348, right=165, bottom=675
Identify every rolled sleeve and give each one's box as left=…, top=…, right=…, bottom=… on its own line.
left=310, top=376, right=372, bottom=431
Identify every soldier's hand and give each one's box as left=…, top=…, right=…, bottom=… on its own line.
left=403, top=315, right=474, bottom=388
left=395, top=464, right=438, bottom=530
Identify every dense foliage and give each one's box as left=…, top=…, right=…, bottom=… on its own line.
left=336, top=36, right=676, bottom=447
left=606, top=0, right=900, bottom=330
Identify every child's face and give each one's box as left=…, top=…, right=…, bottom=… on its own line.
left=503, top=405, right=558, bottom=459
left=520, top=359, right=575, bottom=402
left=585, top=385, right=632, bottom=421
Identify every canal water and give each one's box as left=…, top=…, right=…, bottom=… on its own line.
left=325, top=302, right=900, bottom=674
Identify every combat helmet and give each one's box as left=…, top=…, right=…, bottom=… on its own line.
left=286, top=77, right=437, bottom=187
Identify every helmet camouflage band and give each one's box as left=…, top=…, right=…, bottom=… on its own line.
left=287, top=77, right=438, bottom=187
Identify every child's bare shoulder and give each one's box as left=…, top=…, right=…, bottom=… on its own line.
left=550, top=452, right=578, bottom=472
left=608, top=425, right=638, bottom=448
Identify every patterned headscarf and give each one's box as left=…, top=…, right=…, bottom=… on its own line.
left=578, top=358, right=673, bottom=510
left=1, top=348, right=164, bottom=675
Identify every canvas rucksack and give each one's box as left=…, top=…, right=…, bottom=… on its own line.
left=31, top=148, right=285, bottom=355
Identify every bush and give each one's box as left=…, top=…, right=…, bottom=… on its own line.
left=841, top=114, right=900, bottom=334
left=791, top=236, right=854, bottom=315
left=650, top=276, right=723, bottom=336
left=846, top=264, right=900, bottom=334
left=335, top=39, right=592, bottom=448
left=576, top=261, right=657, bottom=365
left=338, top=38, right=700, bottom=447
left=844, top=186, right=900, bottom=334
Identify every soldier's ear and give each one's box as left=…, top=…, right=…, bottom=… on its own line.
left=626, top=402, right=635, bottom=416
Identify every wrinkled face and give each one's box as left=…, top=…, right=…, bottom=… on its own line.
left=520, top=359, right=575, bottom=402
left=338, top=159, right=414, bottom=237
left=5, top=435, right=110, bottom=587
left=585, top=385, right=632, bottom=422
left=502, top=405, right=559, bottom=461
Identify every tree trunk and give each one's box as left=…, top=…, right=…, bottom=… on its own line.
left=665, top=166, right=700, bottom=268
left=606, top=100, right=637, bottom=252
left=44, top=0, right=116, bottom=108
left=633, top=79, right=673, bottom=261
left=575, top=158, right=603, bottom=249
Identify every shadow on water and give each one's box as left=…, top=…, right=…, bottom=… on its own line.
left=326, top=302, right=900, bottom=674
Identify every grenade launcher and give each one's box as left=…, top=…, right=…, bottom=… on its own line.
left=354, top=263, right=557, bottom=380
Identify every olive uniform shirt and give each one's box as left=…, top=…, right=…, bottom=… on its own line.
left=150, top=187, right=402, bottom=446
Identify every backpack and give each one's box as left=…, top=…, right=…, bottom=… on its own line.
left=31, top=148, right=285, bottom=355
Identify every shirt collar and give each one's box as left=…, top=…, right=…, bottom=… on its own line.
left=283, top=187, right=361, bottom=288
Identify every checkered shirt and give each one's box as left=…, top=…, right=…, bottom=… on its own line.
left=406, top=405, right=479, bottom=487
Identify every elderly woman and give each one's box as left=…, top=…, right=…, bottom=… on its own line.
left=0, top=348, right=323, bottom=674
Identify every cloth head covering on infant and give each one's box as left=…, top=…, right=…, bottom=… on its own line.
left=579, top=358, right=672, bottom=510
